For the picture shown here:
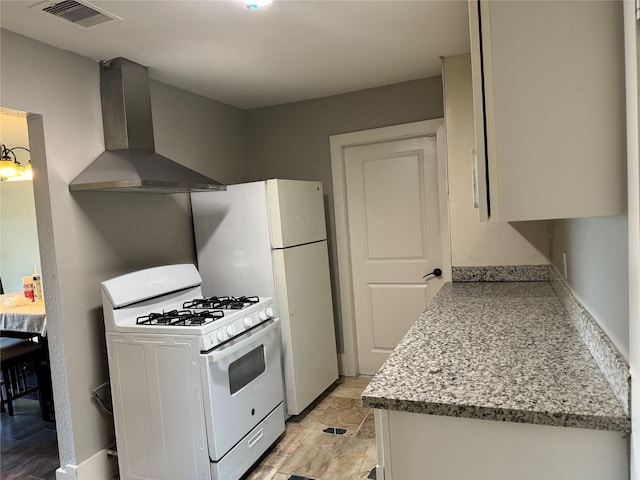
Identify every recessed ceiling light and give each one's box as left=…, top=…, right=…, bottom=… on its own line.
left=245, top=0, right=273, bottom=9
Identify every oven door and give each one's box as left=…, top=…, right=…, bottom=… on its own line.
left=200, top=317, right=284, bottom=461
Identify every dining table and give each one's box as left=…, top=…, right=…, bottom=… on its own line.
left=0, top=293, right=46, bottom=336
left=0, top=292, right=53, bottom=421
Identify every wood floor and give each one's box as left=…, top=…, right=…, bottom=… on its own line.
left=0, top=397, right=59, bottom=480
left=0, top=376, right=375, bottom=480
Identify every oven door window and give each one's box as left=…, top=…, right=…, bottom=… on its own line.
left=228, top=345, right=265, bottom=395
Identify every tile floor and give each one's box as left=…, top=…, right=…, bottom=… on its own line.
left=243, top=376, right=377, bottom=480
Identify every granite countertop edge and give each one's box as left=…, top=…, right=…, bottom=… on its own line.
left=361, top=278, right=631, bottom=433
left=361, top=395, right=630, bottom=432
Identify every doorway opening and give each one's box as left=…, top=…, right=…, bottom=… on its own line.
left=0, top=107, right=60, bottom=479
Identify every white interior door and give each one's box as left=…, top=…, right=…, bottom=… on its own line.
left=345, top=135, right=444, bottom=374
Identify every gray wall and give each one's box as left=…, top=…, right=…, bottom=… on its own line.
left=151, top=80, right=248, bottom=185
left=551, top=217, right=629, bottom=360
left=0, top=29, right=248, bottom=471
left=247, top=77, right=445, bottom=352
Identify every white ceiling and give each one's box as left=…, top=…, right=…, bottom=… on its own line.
left=0, top=0, right=470, bottom=109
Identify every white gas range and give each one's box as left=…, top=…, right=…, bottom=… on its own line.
left=101, top=264, right=285, bottom=480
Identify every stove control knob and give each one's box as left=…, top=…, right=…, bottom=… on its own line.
left=258, top=310, right=268, bottom=320
left=227, top=325, right=236, bottom=336
left=216, top=330, right=226, bottom=342
left=243, top=317, right=253, bottom=329
left=265, top=307, right=274, bottom=318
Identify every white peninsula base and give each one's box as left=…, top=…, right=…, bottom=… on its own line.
left=374, top=409, right=628, bottom=480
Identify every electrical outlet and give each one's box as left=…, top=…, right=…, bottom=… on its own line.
left=562, top=252, right=568, bottom=279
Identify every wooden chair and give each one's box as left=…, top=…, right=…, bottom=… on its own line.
left=0, top=337, right=43, bottom=416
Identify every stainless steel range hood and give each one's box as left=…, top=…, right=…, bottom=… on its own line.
left=69, top=57, right=226, bottom=193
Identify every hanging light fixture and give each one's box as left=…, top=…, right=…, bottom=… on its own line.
left=23, top=160, right=33, bottom=180
left=0, top=146, right=18, bottom=178
left=0, top=144, right=31, bottom=181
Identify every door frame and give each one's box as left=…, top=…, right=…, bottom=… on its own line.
left=330, top=119, right=452, bottom=376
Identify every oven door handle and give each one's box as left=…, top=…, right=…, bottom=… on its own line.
left=205, top=318, right=280, bottom=362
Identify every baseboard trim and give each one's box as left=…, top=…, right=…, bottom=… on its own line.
left=56, top=449, right=118, bottom=480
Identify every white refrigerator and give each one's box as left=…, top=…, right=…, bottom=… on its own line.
left=191, top=179, right=339, bottom=415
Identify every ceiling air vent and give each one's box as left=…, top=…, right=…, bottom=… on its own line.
left=42, top=0, right=117, bottom=27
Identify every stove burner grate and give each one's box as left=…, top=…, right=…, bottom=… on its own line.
left=136, top=309, right=225, bottom=327
left=183, top=296, right=260, bottom=310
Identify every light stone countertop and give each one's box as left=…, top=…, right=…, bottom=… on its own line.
left=361, top=282, right=630, bottom=432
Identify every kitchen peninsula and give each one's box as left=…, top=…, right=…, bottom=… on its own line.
left=362, top=269, right=630, bottom=480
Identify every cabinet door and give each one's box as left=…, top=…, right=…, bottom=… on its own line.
left=468, top=0, right=489, bottom=221
left=469, top=0, right=626, bottom=222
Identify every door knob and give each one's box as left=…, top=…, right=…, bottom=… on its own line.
left=423, top=268, right=442, bottom=280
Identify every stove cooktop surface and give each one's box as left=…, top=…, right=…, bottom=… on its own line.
left=136, top=309, right=225, bottom=327
left=105, top=289, right=275, bottom=343
left=135, top=296, right=263, bottom=328
left=182, top=295, right=261, bottom=311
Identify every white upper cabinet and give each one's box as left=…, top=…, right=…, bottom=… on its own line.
left=468, top=0, right=626, bottom=222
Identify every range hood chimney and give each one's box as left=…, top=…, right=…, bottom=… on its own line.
left=69, top=57, right=226, bottom=193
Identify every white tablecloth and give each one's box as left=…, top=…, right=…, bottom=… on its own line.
left=0, top=293, right=46, bottom=336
